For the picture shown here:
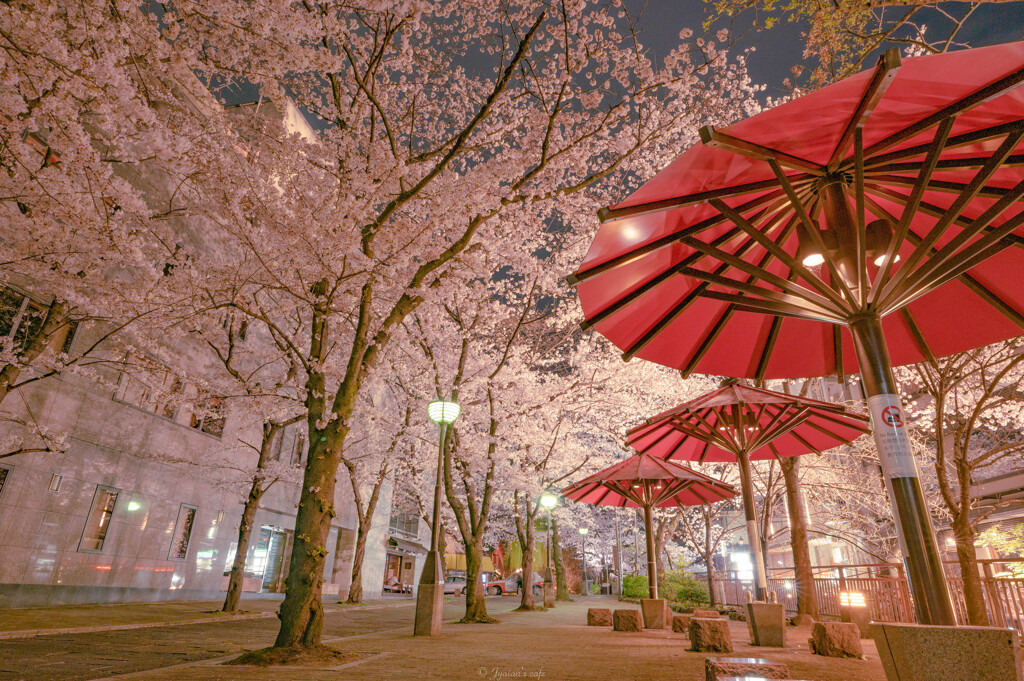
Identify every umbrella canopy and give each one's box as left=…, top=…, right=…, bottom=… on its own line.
left=563, top=453, right=735, bottom=600
left=625, top=383, right=868, bottom=600
left=570, top=42, right=1024, bottom=381
left=627, top=383, right=871, bottom=463
left=562, top=452, right=737, bottom=508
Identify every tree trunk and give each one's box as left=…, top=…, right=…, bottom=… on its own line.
left=552, top=518, right=570, bottom=601
left=461, top=537, right=495, bottom=622
left=223, top=480, right=265, bottom=612
left=273, top=432, right=338, bottom=649
left=519, top=542, right=536, bottom=610
left=953, top=515, right=989, bottom=626
left=704, top=550, right=717, bottom=607
left=346, top=523, right=369, bottom=604
left=781, top=458, right=818, bottom=619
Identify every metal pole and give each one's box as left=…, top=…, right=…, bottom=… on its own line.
left=737, top=449, right=768, bottom=601
left=820, top=181, right=956, bottom=626
left=614, top=511, right=622, bottom=595
left=581, top=533, right=588, bottom=596
left=643, top=503, right=658, bottom=599
left=849, top=313, right=956, bottom=625
left=414, top=421, right=447, bottom=636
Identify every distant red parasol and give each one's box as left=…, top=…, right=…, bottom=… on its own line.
left=563, top=452, right=735, bottom=599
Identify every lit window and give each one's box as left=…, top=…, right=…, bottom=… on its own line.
left=0, top=288, right=46, bottom=353
left=169, top=504, right=197, bottom=560
left=80, top=486, right=119, bottom=552
left=0, top=466, right=9, bottom=499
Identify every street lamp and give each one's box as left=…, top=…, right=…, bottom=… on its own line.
left=578, top=527, right=589, bottom=597
left=540, top=493, right=557, bottom=608
left=414, top=398, right=460, bottom=637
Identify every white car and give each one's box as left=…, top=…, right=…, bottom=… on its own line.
left=486, top=571, right=543, bottom=596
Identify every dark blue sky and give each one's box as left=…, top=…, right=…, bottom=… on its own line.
left=625, top=1, right=1024, bottom=96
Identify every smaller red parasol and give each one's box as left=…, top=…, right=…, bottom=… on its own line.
left=627, top=383, right=870, bottom=600
left=563, top=452, right=736, bottom=599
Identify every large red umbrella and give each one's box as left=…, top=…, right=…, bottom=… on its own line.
left=628, top=383, right=870, bottom=599
left=570, top=43, right=1024, bottom=625
left=563, top=453, right=736, bottom=599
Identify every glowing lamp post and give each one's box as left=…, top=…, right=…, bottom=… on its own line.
left=541, top=493, right=558, bottom=608
left=414, top=399, right=460, bottom=637
left=579, top=527, right=589, bottom=596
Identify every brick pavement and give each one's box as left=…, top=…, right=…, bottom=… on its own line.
left=0, top=596, right=888, bottom=681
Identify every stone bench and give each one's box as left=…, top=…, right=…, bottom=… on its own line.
left=641, top=598, right=667, bottom=629
left=612, top=609, right=643, bottom=632
left=809, top=622, right=863, bottom=658
left=689, top=617, right=733, bottom=653
left=693, top=608, right=721, bottom=618
left=746, top=602, right=786, bottom=647
left=672, top=614, right=691, bottom=634
left=704, top=656, right=790, bottom=681
left=587, top=608, right=612, bottom=626
left=872, top=622, right=1022, bottom=681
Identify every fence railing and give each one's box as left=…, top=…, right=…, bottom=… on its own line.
left=696, top=559, right=1024, bottom=636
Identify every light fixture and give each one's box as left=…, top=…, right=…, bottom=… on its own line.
left=578, top=528, right=589, bottom=536
left=127, top=500, right=142, bottom=512
left=427, top=400, right=460, bottom=424
left=797, top=227, right=837, bottom=267
left=866, top=218, right=901, bottom=267
left=540, top=493, right=558, bottom=508
left=840, top=591, right=867, bottom=608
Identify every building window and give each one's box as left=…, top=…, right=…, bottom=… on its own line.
left=291, top=432, right=306, bottom=466
left=169, top=504, right=197, bottom=560
left=190, top=396, right=225, bottom=438
left=59, top=320, right=79, bottom=356
left=388, top=508, right=420, bottom=539
left=0, top=466, right=9, bottom=500
left=80, top=486, right=119, bottom=552
left=0, top=287, right=46, bottom=353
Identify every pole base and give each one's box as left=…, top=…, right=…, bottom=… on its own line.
left=543, top=582, right=555, bottom=609
left=413, top=583, right=443, bottom=636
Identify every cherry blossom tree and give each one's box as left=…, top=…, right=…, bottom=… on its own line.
left=154, top=0, right=761, bottom=651
left=901, top=341, right=1024, bottom=625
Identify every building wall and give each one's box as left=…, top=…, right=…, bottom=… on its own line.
left=0, top=361, right=373, bottom=607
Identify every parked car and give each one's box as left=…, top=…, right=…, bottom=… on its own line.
left=443, top=576, right=467, bottom=595
left=486, top=571, right=543, bottom=596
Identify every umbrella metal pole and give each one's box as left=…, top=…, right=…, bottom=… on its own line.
left=849, top=314, right=956, bottom=625
left=737, top=449, right=768, bottom=601
left=643, top=503, right=658, bottom=599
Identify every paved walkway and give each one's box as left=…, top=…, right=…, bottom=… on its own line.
left=0, top=596, right=888, bottom=681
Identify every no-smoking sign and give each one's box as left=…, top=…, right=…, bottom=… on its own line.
left=880, top=406, right=903, bottom=427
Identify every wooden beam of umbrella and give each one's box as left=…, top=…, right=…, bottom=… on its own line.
left=570, top=41, right=1024, bottom=625
left=628, top=383, right=870, bottom=601
left=563, top=453, right=736, bottom=600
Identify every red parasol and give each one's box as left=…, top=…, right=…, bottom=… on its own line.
left=569, top=43, right=1024, bottom=625
left=627, top=383, right=870, bottom=599
left=563, top=453, right=735, bottom=599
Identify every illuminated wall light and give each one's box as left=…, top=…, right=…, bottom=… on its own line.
left=840, top=591, right=866, bottom=608
left=127, top=500, right=142, bottom=512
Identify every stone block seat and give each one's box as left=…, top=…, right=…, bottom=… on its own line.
left=809, top=622, right=863, bottom=659
left=693, top=608, right=721, bottom=618
left=704, top=657, right=791, bottom=681
left=672, top=614, right=691, bottom=634
left=587, top=608, right=612, bottom=626
left=612, top=609, right=643, bottom=632
left=689, top=618, right=733, bottom=653
left=872, top=622, right=1023, bottom=681
left=746, top=602, right=786, bottom=647
left=641, top=598, right=667, bottom=629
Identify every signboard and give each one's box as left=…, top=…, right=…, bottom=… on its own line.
left=867, top=394, right=919, bottom=479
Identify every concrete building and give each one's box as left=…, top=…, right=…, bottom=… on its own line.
left=0, top=96, right=390, bottom=607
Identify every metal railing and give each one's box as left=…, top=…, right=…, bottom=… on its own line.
left=696, top=558, right=1024, bottom=636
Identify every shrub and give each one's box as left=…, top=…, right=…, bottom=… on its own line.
left=659, top=569, right=709, bottom=606
left=622, top=574, right=649, bottom=598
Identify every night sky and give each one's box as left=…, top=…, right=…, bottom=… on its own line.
left=626, top=1, right=1024, bottom=96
